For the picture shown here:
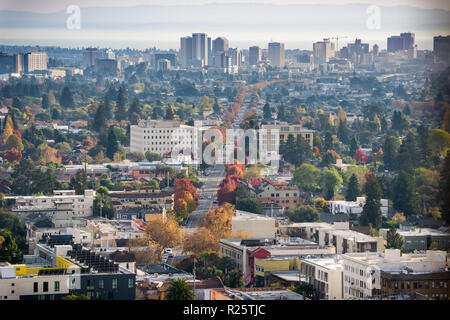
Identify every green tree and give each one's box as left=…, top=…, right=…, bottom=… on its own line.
left=115, top=86, right=127, bottom=121
left=69, top=169, right=88, bottom=195
left=41, top=93, right=50, bottom=109
left=145, top=151, right=162, bottom=162
left=396, top=143, right=413, bottom=173
left=286, top=205, right=320, bottom=222
left=293, top=163, right=321, bottom=193
left=224, top=270, right=244, bottom=288
left=360, top=172, right=382, bottom=229
left=438, top=151, right=450, bottom=224
left=93, top=102, right=107, bottom=132
left=128, top=96, right=141, bottom=123
left=392, top=171, right=418, bottom=216
left=104, top=93, right=112, bottom=119
left=0, top=229, right=23, bottom=263
left=386, top=226, right=404, bottom=250
left=165, top=278, right=195, bottom=300
left=345, top=174, right=360, bottom=201
left=320, top=167, right=343, bottom=200
left=383, top=135, right=397, bottom=171
left=263, top=102, right=272, bottom=120
left=106, top=127, right=119, bottom=160
left=236, top=198, right=262, bottom=214
left=164, top=104, right=175, bottom=120
left=60, top=86, right=74, bottom=108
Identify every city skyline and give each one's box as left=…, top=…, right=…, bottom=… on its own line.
left=0, top=2, right=448, bottom=50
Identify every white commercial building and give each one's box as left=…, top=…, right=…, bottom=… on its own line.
left=130, top=119, right=196, bottom=155
left=301, top=256, right=344, bottom=300
left=342, top=249, right=448, bottom=300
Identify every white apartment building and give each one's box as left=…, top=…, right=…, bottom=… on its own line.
left=342, top=249, right=448, bottom=300
left=301, top=256, right=344, bottom=300
left=130, top=119, right=196, bottom=155
left=6, top=190, right=95, bottom=228
left=328, top=197, right=389, bottom=217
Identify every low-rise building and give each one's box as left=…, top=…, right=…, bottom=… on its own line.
left=6, top=190, right=95, bottom=228
left=0, top=242, right=135, bottom=300
left=232, top=210, right=276, bottom=238
left=210, top=287, right=307, bottom=300
left=279, top=222, right=384, bottom=254
left=342, top=249, right=448, bottom=300
left=301, top=256, right=344, bottom=300
left=379, top=225, right=450, bottom=252
left=328, top=197, right=389, bottom=217
left=107, top=188, right=174, bottom=214
left=245, top=179, right=300, bottom=209
left=219, top=237, right=335, bottom=286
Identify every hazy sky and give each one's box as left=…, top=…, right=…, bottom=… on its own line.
left=0, top=0, right=449, bottom=13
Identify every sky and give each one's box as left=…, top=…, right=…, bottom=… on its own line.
left=0, top=0, right=448, bottom=50
left=0, top=0, right=449, bottom=13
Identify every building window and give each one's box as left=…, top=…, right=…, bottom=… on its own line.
left=128, top=278, right=134, bottom=288
left=112, top=279, right=118, bottom=289
left=54, top=281, right=60, bottom=292
left=87, top=279, right=95, bottom=290
left=43, top=282, right=48, bottom=292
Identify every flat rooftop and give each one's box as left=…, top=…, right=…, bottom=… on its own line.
left=302, top=257, right=344, bottom=270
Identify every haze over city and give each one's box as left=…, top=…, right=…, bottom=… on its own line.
left=0, top=0, right=449, bottom=50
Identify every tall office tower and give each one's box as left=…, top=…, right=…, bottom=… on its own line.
left=180, top=36, right=193, bottom=67
left=228, top=48, right=241, bottom=66
left=373, top=44, right=379, bottom=56
left=83, top=48, right=103, bottom=68
left=400, top=32, right=415, bottom=50
left=212, top=37, right=229, bottom=54
left=387, top=36, right=403, bottom=52
left=0, top=53, right=15, bottom=74
left=297, top=53, right=313, bottom=63
left=13, top=54, right=23, bottom=74
left=23, top=52, right=47, bottom=73
left=106, top=48, right=115, bottom=60
left=313, top=38, right=333, bottom=64
left=433, top=35, right=450, bottom=62
left=346, top=39, right=370, bottom=64
left=248, top=46, right=261, bottom=65
left=192, top=33, right=209, bottom=66
left=208, top=37, right=212, bottom=62
left=268, top=42, right=285, bottom=67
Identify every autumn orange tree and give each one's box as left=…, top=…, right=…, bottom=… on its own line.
left=144, top=214, right=183, bottom=253
left=183, top=227, right=219, bottom=254
left=173, top=178, right=198, bottom=221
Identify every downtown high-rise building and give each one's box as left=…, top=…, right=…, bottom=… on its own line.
left=23, top=52, right=47, bottom=73
left=387, top=32, right=415, bottom=52
left=180, top=36, right=193, bottom=67
left=313, top=38, right=334, bottom=65
left=248, top=46, right=261, bottom=66
left=268, top=42, right=285, bottom=67
left=82, top=48, right=103, bottom=68
left=192, top=33, right=209, bottom=66
left=212, top=37, right=229, bottom=54
left=433, top=35, right=450, bottom=62
left=180, top=33, right=209, bottom=67
left=228, top=48, right=241, bottom=66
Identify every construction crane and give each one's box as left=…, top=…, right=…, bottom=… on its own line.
left=331, top=35, right=348, bottom=53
